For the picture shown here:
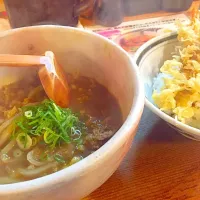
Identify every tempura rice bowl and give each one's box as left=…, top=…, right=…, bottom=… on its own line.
left=135, top=32, right=200, bottom=141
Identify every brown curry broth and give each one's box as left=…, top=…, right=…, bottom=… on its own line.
left=67, top=74, right=122, bottom=130
left=0, top=74, right=123, bottom=181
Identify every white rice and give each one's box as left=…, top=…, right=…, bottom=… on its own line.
left=153, top=72, right=172, bottom=93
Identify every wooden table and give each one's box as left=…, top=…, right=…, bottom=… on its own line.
left=84, top=1, right=200, bottom=200
left=85, top=107, right=200, bottom=200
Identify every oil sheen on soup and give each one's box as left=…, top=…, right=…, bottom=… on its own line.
left=0, top=73, right=122, bottom=184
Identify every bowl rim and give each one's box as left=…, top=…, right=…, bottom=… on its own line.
left=0, top=25, right=144, bottom=193
left=134, top=31, right=200, bottom=138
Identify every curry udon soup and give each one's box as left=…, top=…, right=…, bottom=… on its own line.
left=0, top=73, right=122, bottom=184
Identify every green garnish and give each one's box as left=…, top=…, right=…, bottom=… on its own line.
left=54, top=154, right=65, bottom=163
left=40, top=152, right=49, bottom=161
left=13, top=99, right=86, bottom=148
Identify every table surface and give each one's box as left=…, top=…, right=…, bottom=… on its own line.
left=85, top=1, right=200, bottom=200
left=0, top=1, right=200, bottom=200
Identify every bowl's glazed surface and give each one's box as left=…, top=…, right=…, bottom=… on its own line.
left=0, top=26, right=144, bottom=200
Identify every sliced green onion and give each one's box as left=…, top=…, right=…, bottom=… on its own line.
left=54, top=154, right=65, bottom=163
left=13, top=100, right=86, bottom=148
left=16, top=133, right=32, bottom=151
left=31, top=137, right=38, bottom=146
left=24, top=110, right=32, bottom=118
left=69, top=156, right=83, bottom=165
left=40, top=152, right=49, bottom=161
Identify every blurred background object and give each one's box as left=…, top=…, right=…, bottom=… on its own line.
left=0, top=0, right=9, bottom=31
left=2, top=0, right=195, bottom=28
left=0, top=0, right=5, bottom=12
left=4, top=0, right=124, bottom=28
left=3, top=0, right=78, bottom=27
left=93, top=0, right=124, bottom=27
left=124, top=0, right=193, bottom=16
left=162, top=0, right=193, bottom=12
left=124, top=0, right=161, bottom=16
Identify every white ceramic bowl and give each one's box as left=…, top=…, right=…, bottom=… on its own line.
left=0, top=26, right=144, bottom=200
left=134, top=32, right=200, bottom=141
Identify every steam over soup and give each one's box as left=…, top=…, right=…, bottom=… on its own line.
left=0, top=74, right=122, bottom=184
